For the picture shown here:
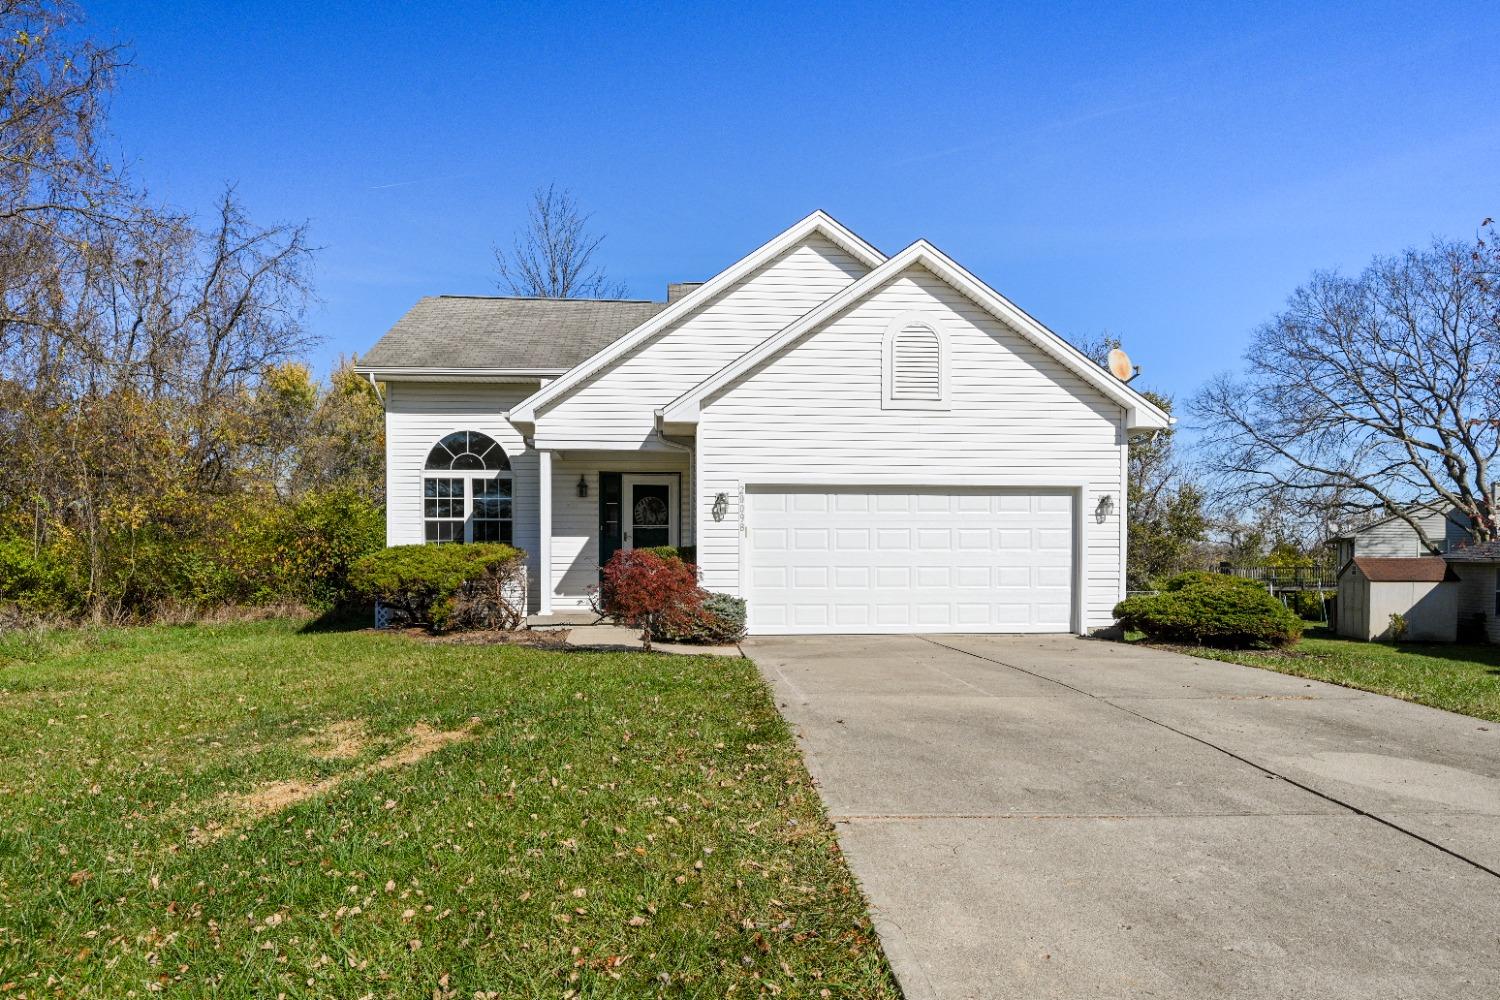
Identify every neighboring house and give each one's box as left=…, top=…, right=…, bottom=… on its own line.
left=1328, top=502, right=1473, bottom=564
left=1444, top=542, right=1500, bottom=644
left=356, top=212, right=1171, bottom=635
left=1334, top=557, right=1458, bottom=641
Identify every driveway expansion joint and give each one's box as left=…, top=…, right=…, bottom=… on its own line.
left=916, top=635, right=1500, bottom=881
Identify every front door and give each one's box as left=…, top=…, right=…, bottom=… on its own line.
left=622, top=474, right=678, bottom=551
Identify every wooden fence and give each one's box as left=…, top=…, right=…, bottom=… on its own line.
left=1220, top=564, right=1337, bottom=592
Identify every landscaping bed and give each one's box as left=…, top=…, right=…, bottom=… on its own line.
left=0, top=619, right=898, bottom=997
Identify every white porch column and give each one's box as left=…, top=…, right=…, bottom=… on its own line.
left=537, top=449, right=553, bottom=616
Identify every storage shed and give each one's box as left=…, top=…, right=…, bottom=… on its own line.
left=1335, top=557, right=1457, bottom=641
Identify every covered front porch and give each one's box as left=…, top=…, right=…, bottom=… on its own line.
left=535, top=448, right=695, bottom=614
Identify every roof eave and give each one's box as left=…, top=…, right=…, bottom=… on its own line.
left=354, top=366, right=564, bottom=383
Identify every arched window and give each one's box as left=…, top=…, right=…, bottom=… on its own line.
left=425, top=431, right=511, bottom=471
left=423, top=431, right=512, bottom=544
left=883, top=313, right=949, bottom=410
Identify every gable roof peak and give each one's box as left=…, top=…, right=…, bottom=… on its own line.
left=507, top=210, right=886, bottom=429
left=660, top=236, right=1172, bottom=433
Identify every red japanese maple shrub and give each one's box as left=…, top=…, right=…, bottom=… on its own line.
left=594, top=549, right=706, bottom=651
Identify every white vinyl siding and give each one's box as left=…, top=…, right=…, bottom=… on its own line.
left=545, top=450, right=692, bottom=610
left=385, top=381, right=540, bottom=604
left=890, top=325, right=941, bottom=399
left=535, top=234, right=869, bottom=449
left=694, top=264, right=1127, bottom=631
left=1350, top=507, right=1471, bottom=557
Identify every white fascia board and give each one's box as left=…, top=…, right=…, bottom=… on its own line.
left=660, top=240, right=1174, bottom=432
left=507, top=210, right=887, bottom=425
left=353, top=367, right=563, bottom=383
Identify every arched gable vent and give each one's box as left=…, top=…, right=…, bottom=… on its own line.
left=883, top=313, right=949, bottom=410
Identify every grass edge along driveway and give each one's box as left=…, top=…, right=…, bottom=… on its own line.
left=0, top=619, right=900, bottom=998
left=1146, top=624, right=1500, bottom=724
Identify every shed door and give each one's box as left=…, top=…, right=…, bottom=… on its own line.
left=745, top=487, right=1074, bottom=634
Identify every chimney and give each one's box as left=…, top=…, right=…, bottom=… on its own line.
left=667, top=282, right=704, bottom=303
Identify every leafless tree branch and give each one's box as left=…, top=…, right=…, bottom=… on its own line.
left=493, top=183, right=628, bottom=298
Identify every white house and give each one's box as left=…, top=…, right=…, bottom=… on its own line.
left=1328, top=502, right=1474, bottom=564
left=356, top=212, right=1171, bottom=636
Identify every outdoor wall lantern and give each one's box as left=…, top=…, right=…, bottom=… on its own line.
left=1095, top=493, right=1115, bottom=523
left=576, top=475, right=588, bottom=498
left=712, top=492, right=729, bottom=522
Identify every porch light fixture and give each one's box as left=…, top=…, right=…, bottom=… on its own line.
left=1095, top=494, right=1115, bottom=524
left=712, top=492, right=729, bottom=522
left=576, top=475, right=588, bottom=498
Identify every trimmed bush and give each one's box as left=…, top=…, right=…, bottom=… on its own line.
left=1114, top=572, right=1303, bottom=648
left=1161, top=570, right=1266, bottom=592
left=657, top=591, right=748, bottom=645
left=592, top=549, right=703, bottom=651
left=349, top=543, right=526, bottom=632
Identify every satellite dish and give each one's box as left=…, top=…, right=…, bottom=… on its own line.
left=1107, top=347, right=1134, bottom=382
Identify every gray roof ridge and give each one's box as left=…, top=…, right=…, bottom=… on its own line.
left=431, top=293, right=662, bottom=304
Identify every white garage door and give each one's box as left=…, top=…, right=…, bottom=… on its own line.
left=746, top=487, right=1075, bottom=634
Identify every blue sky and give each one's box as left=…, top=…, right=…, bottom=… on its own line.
left=84, top=1, right=1499, bottom=404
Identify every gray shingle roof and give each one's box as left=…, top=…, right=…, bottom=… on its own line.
left=1444, top=539, right=1500, bottom=563
left=359, top=295, right=666, bottom=371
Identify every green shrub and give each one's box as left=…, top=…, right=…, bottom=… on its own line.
left=1387, top=612, right=1408, bottom=642
left=1288, top=589, right=1332, bottom=620
left=349, top=543, right=525, bottom=632
left=641, top=545, right=698, bottom=565
left=1161, top=570, right=1266, bottom=592
left=273, top=489, right=385, bottom=610
left=657, top=591, right=747, bottom=645
left=0, top=538, right=83, bottom=618
left=1114, top=575, right=1303, bottom=648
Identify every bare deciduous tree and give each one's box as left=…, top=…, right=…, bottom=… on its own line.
left=1193, top=236, right=1500, bottom=552
left=1077, top=334, right=1207, bottom=584
left=493, top=184, right=628, bottom=298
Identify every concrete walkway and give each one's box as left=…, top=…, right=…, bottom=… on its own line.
left=745, top=634, right=1500, bottom=1000
left=529, top=614, right=742, bottom=656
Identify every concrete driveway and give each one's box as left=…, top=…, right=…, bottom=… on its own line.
left=746, top=634, right=1500, bottom=1000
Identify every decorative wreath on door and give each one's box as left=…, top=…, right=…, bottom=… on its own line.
left=633, top=496, right=668, bottom=526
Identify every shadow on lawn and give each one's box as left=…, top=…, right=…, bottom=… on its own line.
left=298, top=605, right=373, bottom=634
left=1307, top=625, right=1500, bottom=674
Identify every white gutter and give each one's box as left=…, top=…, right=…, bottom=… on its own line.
left=352, top=366, right=568, bottom=380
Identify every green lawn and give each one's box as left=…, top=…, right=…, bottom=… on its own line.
left=0, top=620, right=899, bottom=998
left=1161, top=625, right=1500, bottom=723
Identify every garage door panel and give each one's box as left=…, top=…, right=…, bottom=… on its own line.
left=834, top=529, right=869, bottom=549
left=955, top=566, right=990, bottom=588
left=834, top=566, right=870, bottom=588
left=834, top=493, right=869, bottom=512
left=747, top=487, right=1076, bottom=635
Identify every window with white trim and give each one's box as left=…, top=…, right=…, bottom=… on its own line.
left=423, top=431, right=512, bottom=544
left=883, top=313, right=949, bottom=410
